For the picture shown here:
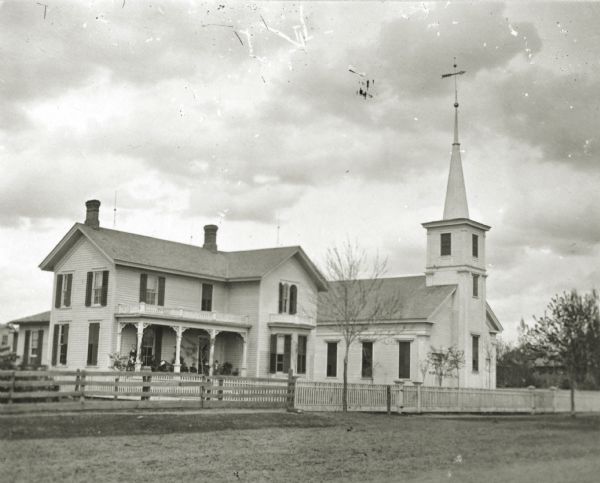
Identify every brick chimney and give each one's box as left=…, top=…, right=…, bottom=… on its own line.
left=84, top=199, right=101, bottom=229
left=203, top=224, right=218, bottom=252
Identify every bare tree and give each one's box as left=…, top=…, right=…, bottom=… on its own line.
left=318, top=241, right=400, bottom=412
left=427, top=346, right=465, bottom=387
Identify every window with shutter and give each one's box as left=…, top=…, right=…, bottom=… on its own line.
left=59, top=324, right=69, bottom=365
left=87, top=323, right=100, bottom=366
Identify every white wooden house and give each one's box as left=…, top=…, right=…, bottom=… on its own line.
left=5, top=311, right=50, bottom=367
left=314, top=101, right=503, bottom=388
left=38, top=201, right=328, bottom=377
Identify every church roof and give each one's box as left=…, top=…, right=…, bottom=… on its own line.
left=317, top=275, right=457, bottom=322
left=39, top=223, right=328, bottom=290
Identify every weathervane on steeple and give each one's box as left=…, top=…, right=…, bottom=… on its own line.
left=441, top=58, right=466, bottom=145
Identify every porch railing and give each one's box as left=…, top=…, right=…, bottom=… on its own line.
left=268, top=313, right=315, bottom=326
left=116, top=303, right=249, bottom=325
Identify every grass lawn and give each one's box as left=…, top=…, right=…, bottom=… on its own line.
left=1, top=410, right=600, bottom=482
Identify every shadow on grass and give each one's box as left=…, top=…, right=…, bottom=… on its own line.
left=0, top=411, right=338, bottom=440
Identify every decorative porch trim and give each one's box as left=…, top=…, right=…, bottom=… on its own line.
left=267, top=322, right=315, bottom=331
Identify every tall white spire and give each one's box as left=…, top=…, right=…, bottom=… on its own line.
left=442, top=61, right=469, bottom=220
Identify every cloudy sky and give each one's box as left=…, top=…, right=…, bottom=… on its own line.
left=1, top=1, right=599, bottom=341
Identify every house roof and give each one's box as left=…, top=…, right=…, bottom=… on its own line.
left=318, top=275, right=457, bottom=322
left=39, top=224, right=328, bottom=290
left=8, top=311, right=50, bottom=325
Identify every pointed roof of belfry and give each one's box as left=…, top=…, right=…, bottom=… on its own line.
left=442, top=65, right=469, bottom=220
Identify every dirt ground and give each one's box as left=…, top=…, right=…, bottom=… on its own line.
left=1, top=410, right=599, bottom=482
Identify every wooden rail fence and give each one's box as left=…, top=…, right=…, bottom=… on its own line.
left=0, top=370, right=293, bottom=413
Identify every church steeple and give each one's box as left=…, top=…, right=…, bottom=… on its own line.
left=442, top=62, right=469, bottom=220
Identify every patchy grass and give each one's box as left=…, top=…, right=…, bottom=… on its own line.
left=1, top=411, right=600, bottom=482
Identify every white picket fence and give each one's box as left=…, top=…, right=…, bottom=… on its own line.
left=295, top=380, right=600, bottom=413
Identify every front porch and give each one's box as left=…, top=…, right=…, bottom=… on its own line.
left=115, top=303, right=251, bottom=375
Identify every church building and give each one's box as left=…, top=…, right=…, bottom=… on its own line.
left=313, top=89, right=503, bottom=388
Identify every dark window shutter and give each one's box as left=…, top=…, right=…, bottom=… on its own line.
left=64, top=274, right=72, bottom=307
left=60, top=325, right=69, bottom=365
left=289, top=285, right=297, bottom=315
left=154, top=326, right=163, bottom=363
left=283, top=335, right=291, bottom=373
left=37, top=330, right=44, bottom=366
left=101, top=270, right=109, bottom=306
left=85, top=272, right=93, bottom=307
left=278, top=283, right=284, bottom=313
left=269, top=334, right=277, bottom=373
left=139, top=274, right=148, bottom=303
left=51, top=325, right=59, bottom=366
left=158, top=277, right=166, bottom=306
left=55, top=275, right=63, bottom=308
left=23, top=330, right=30, bottom=365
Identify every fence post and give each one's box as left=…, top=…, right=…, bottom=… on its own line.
left=200, top=379, right=205, bottom=408
left=8, top=370, right=15, bottom=404
left=114, top=375, right=120, bottom=400
left=550, top=386, right=557, bottom=413
left=141, top=372, right=151, bottom=401
left=386, top=386, right=391, bottom=415
left=79, top=370, right=86, bottom=404
left=218, top=378, right=224, bottom=401
left=394, top=381, right=404, bottom=414
left=75, top=369, right=81, bottom=395
left=287, top=368, right=297, bottom=412
left=413, top=381, right=423, bottom=414
left=528, top=385, right=536, bottom=414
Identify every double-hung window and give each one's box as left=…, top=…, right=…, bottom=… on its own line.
left=52, top=323, right=69, bottom=366
left=85, top=270, right=109, bottom=307
left=139, top=274, right=165, bottom=306
left=269, top=334, right=291, bottom=374
left=87, top=323, right=100, bottom=366
left=55, top=273, right=73, bottom=308
left=201, top=283, right=213, bottom=311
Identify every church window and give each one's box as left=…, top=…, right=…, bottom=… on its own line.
left=472, top=335, right=480, bottom=372
left=361, top=341, right=373, bottom=378
left=472, top=234, right=479, bottom=258
left=441, top=233, right=452, bottom=256
left=398, top=341, right=411, bottom=379
left=326, top=342, right=337, bottom=377
left=472, top=274, right=479, bottom=297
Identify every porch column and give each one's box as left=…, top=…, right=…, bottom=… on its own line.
left=115, top=323, right=123, bottom=355
left=240, top=333, right=248, bottom=377
left=208, top=329, right=220, bottom=376
left=174, top=326, right=185, bottom=373
left=135, top=321, right=145, bottom=371
left=291, top=333, right=298, bottom=375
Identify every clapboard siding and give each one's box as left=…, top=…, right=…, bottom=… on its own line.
left=49, top=237, right=114, bottom=370
left=259, top=255, right=318, bottom=378
left=228, top=281, right=260, bottom=376
left=115, top=266, right=228, bottom=312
